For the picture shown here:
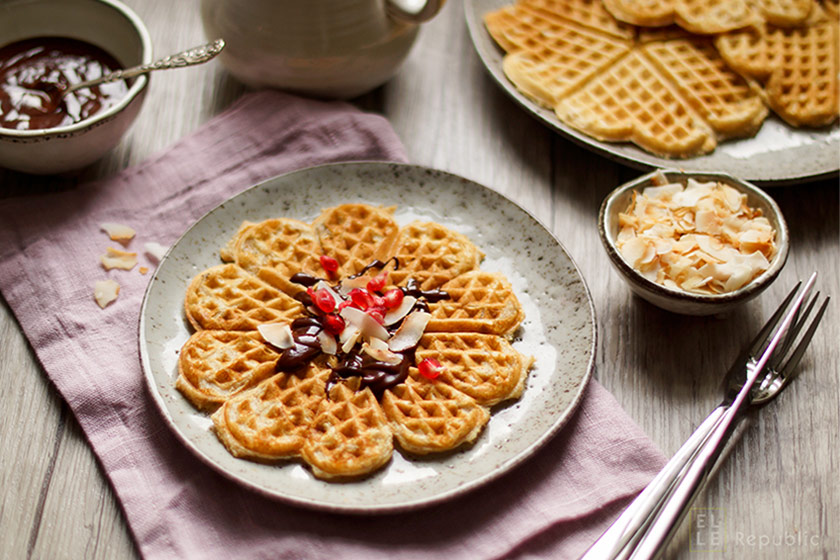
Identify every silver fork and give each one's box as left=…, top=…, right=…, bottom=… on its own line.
left=581, top=273, right=829, bottom=560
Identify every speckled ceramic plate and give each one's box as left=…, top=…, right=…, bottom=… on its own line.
left=139, top=162, right=595, bottom=513
left=465, top=0, right=840, bottom=186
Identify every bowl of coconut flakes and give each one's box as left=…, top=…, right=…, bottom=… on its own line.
left=599, top=169, right=789, bottom=316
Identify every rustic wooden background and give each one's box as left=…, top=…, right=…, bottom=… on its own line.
left=1, top=1, right=837, bottom=558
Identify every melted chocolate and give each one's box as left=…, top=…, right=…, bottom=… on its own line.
left=403, top=278, right=451, bottom=303
left=0, top=37, right=129, bottom=130
left=289, top=272, right=322, bottom=287
left=274, top=318, right=324, bottom=373
left=272, top=260, right=449, bottom=398
left=347, top=257, right=399, bottom=280
left=329, top=348, right=412, bottom=399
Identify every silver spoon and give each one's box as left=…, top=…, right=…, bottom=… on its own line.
left=60, top=38, right=225, bottom=97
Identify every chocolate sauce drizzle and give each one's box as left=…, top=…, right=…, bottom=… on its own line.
left=273, top=318, right=323, bottom=373
left=273, top=259, right=450, bottom=399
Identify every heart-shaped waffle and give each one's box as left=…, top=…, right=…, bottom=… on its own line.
left=716, top=7, right=839, bottom=127
left=176, top=330, right=280, bottom=411
left=416, top=332, right=532, bottom=406
left=428, top=271, right=526, bottom=336
left=487, top=4, right=633, bottom=107
left=520, top=0, right=636, bottom=39
left=555, top=49, right=718, bottom=157
left=642, top=36, right=768, bottom=137
left=231, top=218, right=323, bottom=295
left=211, top=363, right=331, bottom=461
left=301, top=383, right=393, bottom=480
left=756, top=0, right=816, bottom=27
left=312, top=203, right=400, bottom=276
left=387, top=221, right=483, bottom=290
left=602, top=0, right=676, bottom=26
left=380, top=374, right=491, bottom=455
left=184, top=264, right=304, bottom=331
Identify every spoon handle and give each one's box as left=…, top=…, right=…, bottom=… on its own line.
left=64, top=38, right=225, bottom=95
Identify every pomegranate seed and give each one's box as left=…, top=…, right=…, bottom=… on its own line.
left=319, top=255, right=339, bottom=274
left=418, top=358, right=444, bottom=380
left=312, top=288, right=335, bottom=313
left=366, top=272, right=387, bottom=293
left=368, top=308, right=385, bottom=325
left=338, top=300, right=352, bottom=311
left=348, top=288, right=374, bottom=310
left=373, top=295, right=386, bottom=308
left=382, top=288, right=404, bottom=310
left=323, top=313, right=345, bottom=335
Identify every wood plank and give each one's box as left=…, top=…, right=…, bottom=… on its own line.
left=29, top=414, right=138, bottom=560
left=0, top=302, right=65, bottom=559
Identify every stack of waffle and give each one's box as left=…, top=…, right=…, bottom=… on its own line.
left=485, top=0, right=839, bottom=157
left=176, top=203, right=533, bottom=480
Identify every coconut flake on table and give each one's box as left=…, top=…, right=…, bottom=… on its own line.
left=617, top=180, right=776, bottom=295
left=94, top=279, right=120, bottom=308
left=100, top=222, right=135, bottom=245
left=100, top=247, right=138, bottom=270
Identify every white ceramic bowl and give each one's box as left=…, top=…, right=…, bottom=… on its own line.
left=0, top=0, right=152, bottom=175
left=599, top=170, right=790, bottom=316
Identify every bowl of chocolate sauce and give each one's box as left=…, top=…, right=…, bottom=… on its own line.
left=0, top=0, right=152, bottom=174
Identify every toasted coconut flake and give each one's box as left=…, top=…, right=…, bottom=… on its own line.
left=340, top=306, right=389, bottom=341
left=100, top=247, right=137, bottom=270
left=318, top=331, right=337, bottom=355
left=616, top=180, right=776, bottom=295
left=388, top=311, right=431, bottom=352
left=94, top=279, right=120, bottom=308
left=338, top=274, right=371, bottom=296
left=139, top=267, right=149, bottom=275
left=100, top=222, right=135, bottom=244
left=257, top=323, right=294, bottom=349
left=619, top=236, right=649, bottom=267
left=368, top=337, right=389, bottom=351
left=383, top=295, right=417, bottom=326
left=144, top=242, right=168, bottom=262
left=362, top=342, right=402, bottom=365
left=340, top=325, right=362, bottom=353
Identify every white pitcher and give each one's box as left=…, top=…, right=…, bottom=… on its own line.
left=200, top=0, right=445, bottom=98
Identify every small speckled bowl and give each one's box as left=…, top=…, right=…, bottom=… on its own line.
left=0, top=0, right=152, bottom=174
left=599, top=169, right=789, bottom=316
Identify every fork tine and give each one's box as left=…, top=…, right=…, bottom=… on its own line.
left=749, top=273, right=817, bottom=381
left=776, top=295, right=829, bottom=379
left=746, top=281, right=801, bottom=357
left=767, top=291, right=820, bottom=372
left=723, top=281, right=802, bottom=393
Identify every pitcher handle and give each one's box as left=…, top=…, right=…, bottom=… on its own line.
left=386, top=0, right=446, bottom=23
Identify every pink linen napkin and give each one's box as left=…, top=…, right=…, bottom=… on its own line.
left=0, top=90, right=665, bottom=560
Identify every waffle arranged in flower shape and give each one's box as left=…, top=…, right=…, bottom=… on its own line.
left=177, top=203, right=533, bottom=480
left=484, top=0, right=839, bottom=158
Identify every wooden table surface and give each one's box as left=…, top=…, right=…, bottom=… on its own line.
left=1, top=1, right=837, bottom=558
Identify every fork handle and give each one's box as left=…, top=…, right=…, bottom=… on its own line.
left=624, top=382, right=755, bottom=560
left=579, top=405, right=726, bottom=560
